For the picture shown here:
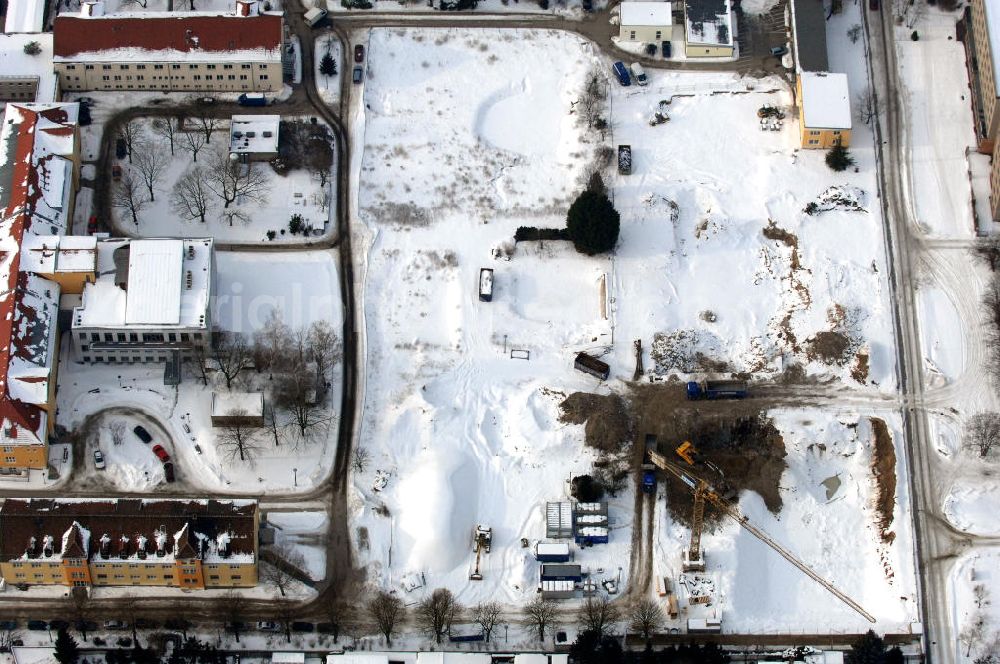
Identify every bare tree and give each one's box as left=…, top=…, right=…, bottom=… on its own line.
left=367, top=591, right=405, bottom=646
left=323, top=598, right=349, bottom=643
left=112, top=172, right=150, bottom=227
left=264, top=405, right=286, bottom=448
left=221, top=207, right=252, bottom=227
left=253, top=309, right=293, bottom=375
left=353, top=447, right=370, bottom=473
left=212, top=330, right=253, bottom=390
left=171, top=166, right=214, bottom=224
left=205, top=147, right=270, bottom=209
left=966, top=413, right=1000, bottom=458
left=975, top=583, right=991, bottom=609
left=151, top=116, right=178, bottom=155
left=216, top=411, right=263, bottom=463
left=193, top=116, right=221, bottom=144
left=416, top=588, right=460, bottom=644
left=855, top=86, right=878, bottom=125
left=276, top=368, right=332, bottom=438
left=847, top=23, right=862, bottom=44
left=217, top=591, right=246, bottom=643
left=525, top=597, right=556, bottom=642
left=307, top=320, right=343, bottom=386
left=473, top=601, right=503, bottom=642
left=963, top=613, right=988, bottom=657
left=119, top=119, right=144, bottom=164
left=132, top=140, right=169, bottom=202
left=628, top=598, right=663, bottom=643
left=68, top=588, right=91, bottom=641
left=262, top=543, right=306, bottom=597
left=577, top=67, right=606, bottom=129
left=0, top=627, right=23, bottom=651
left=178, top=128, right=207, bottom=163
left=578, top=594, right=619, bottom=637
left=110, top=420, right=126, bottom=446
left=975, top=235, right=1000, bottom=272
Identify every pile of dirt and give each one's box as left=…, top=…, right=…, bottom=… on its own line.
left=807, top=330, right=852, bottom=364
left=762, top=219, right=796, bottom=247
left=870, top=418, right=896, bottom=544
left=559, top=392, right=632, bottom=452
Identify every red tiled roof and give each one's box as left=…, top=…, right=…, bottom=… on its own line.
left=53, top=13, right=283, bottom=58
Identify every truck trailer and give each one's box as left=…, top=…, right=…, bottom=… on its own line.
left=686, top=379, right=748, bottom=400
left=303, top=7, right=327, bottom=25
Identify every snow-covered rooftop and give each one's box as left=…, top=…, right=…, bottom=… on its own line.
left=211, top=391, right=264, bottom=417
left=684, top=0, right=733, bottom=47
left=229, top=114, right=280, bottom=155
left=0, top=34, right=58, bottom=109
left=3, top=0, right=46, bottom=33
left=20, top=234, right=97, bottom=274
left=620, top=1, right=673, bottom=26
left=74, top=238, right=212, bottom=330
left=799, top=71, right=852, bottom=130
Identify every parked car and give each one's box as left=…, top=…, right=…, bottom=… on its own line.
left=612, top=61, right=631, bottom=86
left=77, top=96, right=95, bottom=105
left=193, top=444, right=203, bottom=455
left=112, top=164, right=122, bottom=181
left=629, top=62, right=648, bottom=86
left=291, top=622, right=314, bottom=633
left=116, top=637, right=132, bottom=648
left=134, top=425, right=152, bottom=444
left=0, top=621, right=17, bottom=630
left=197, top=97, right=216, bottom=105
left=93, top=449, right=106, bottom=470
left=352, top=66, right=363, bottom=84
left=354, top=44, right=365, bottom=62
left=75, top=620, right=97, bottom=632
left=163, top=462, right=175, bottom=483
left=134, top=619, right=159, bottom=630
left=662, top=40, right=672, bottom=58
left=115, top=138, right=127, bottom=159
left=103, top=620, right=126, bottom=630
left=87, top=215, right=98, bottom=234
left=27, top=621, right=47, bottom=631
left=770, top=45, right=787, bottom=56
left=152, top=444, right=170, bottom=462
left=49, top=621, right=70, bottom=631
left=256, top=621, right=280, bottom=632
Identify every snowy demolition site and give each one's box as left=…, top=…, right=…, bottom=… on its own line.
left=348, top=20, right=918, bottom=639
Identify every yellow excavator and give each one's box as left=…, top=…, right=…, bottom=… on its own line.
left=648, top=448, right=876, bottom=623
left=469, top=525, right=492, bottom=581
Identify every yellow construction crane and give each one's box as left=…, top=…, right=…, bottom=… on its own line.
left=647, top=449, right=877, bottom=624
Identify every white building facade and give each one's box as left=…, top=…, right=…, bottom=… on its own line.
left=71, top=238, right=214, bottom=364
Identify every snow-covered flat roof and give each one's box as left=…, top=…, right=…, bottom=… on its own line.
left=799, top=71, right=852, bottom=130
left=685, top=0, right=734, bottom=47
left=620, top=1, right=673, bottom=26
left=0, top=34, right=58, bottom=108
left=74, top=237, right=212, bottom=330
left=230, top=114, right=280, bottom=155
left=4, top=0, right=46, bottom=33
left=211, top=391, right=264, bottom=417
left=20, top=234, right=97, bottom=274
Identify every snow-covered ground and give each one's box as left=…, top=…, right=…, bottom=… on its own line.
left=56, top=250, right=343, bottom=495
left=266, top=511, right=329, bottom=581
left=315, top=33, right=343, bottom=109
left=109, top=117, right=336, bottom=245
left=950, top=548, right=1000, bottom=663
left=349, top=25, right=906, bottom=630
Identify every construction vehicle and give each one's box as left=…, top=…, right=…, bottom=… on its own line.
left=675, top=440, right=700, bottom=465
left=469, top=526, right=492, bottom=581
left=686, top=379, right=748, bottom=400
left=647, top=449, right=876, bottom=623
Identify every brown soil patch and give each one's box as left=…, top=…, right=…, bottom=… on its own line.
left=762, top=219, right=796, bottom=246
left=559, top=392, right=632, bottom=453
left=870, top=417, right=896, bottom=544
left=807, top=330, right=852, bottom=364
left=851, top=351, right=870, bottom=384
left=628, top=383, right=787, bottom=527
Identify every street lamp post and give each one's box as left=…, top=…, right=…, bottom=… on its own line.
left=293, top=467, right=298, bottom=487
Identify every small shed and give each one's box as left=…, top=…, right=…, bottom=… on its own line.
left=619, top=1, right=673, bottom=42
left=535, top=542, right=571, bottom=563
left=546, top=502, right=573, bottom=539
left=574, top=352, right=610, bottom=380
left=211, top=392, right=265, bottom=427
left=540, top=579, right=575, bottom=600
left=230, top=115, right=280, bottom=161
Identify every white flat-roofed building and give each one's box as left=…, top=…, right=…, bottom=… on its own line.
left=71, top=238, right=214, bottom=364
left=230, top=115, right=280, bottom=161
left=4, top=0, right=46, bottom=33
left=683, top=0, right=735, bottom=58
left=211, top=392, right=264, bottom=426
left=796, top=71, right=852, bottom=149
left=618, top=2, right=673, bottom=42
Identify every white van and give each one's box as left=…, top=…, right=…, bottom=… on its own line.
left=630, top=62, right=648, bottom=86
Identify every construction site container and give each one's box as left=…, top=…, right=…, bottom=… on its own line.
left=540, top=564, right=583, bottom=582
left=546, top=502, right=573, bottom=539
left=540, top=580, right=575, bottom=600
left=574, top=352, right=610, bottom=380
left=535, top=542, right=571, bottom=563
left=575, top=526, right=609, bottom=545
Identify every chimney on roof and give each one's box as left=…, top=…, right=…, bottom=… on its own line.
left=81, top=0, right=105, bottom=17
left=25, top=536, right=37, bottom=559
left=42, top=535, right=54, bottom=558
left=99, top=534, right=111, bottom=560
left=235, top=0, right=259, bottom=16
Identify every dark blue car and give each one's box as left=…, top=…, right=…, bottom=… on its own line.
left=612, top=61, right=631, bottom=86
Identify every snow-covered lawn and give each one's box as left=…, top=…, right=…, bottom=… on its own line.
left=315, top=33, right=343, bottom=109
left=350, top=24, right=908, bottom=631
left=266, top=511, right=328, bottom=581
left=111, top=117, right=335, bottom=245
left=57, top=250, right=343, bottom=495
left=950, top=548, right=1000, bottom=663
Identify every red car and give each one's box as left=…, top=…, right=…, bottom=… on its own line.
left=87, top=215, right=98, bottom=235
left=354, top=44, right=364, bottom=63
left=152, top=444, right=170, bottom=463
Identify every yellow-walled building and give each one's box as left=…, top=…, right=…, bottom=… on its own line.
left=797, top=71, right=852, bottom=149
left=0, top=499, right=259, bottom=589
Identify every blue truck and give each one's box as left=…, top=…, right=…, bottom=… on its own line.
left=612, top=61, right=631, bottom=86
left=641, top=433, right=657, bottom=494
left=237, top=93, right=268, bottom=107
left=686, top=380, right=749, bottom=400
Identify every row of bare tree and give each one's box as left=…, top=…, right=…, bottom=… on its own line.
left=111, top=117, right=269, bottom=229
left=366, top=590, right=664, bottom=646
